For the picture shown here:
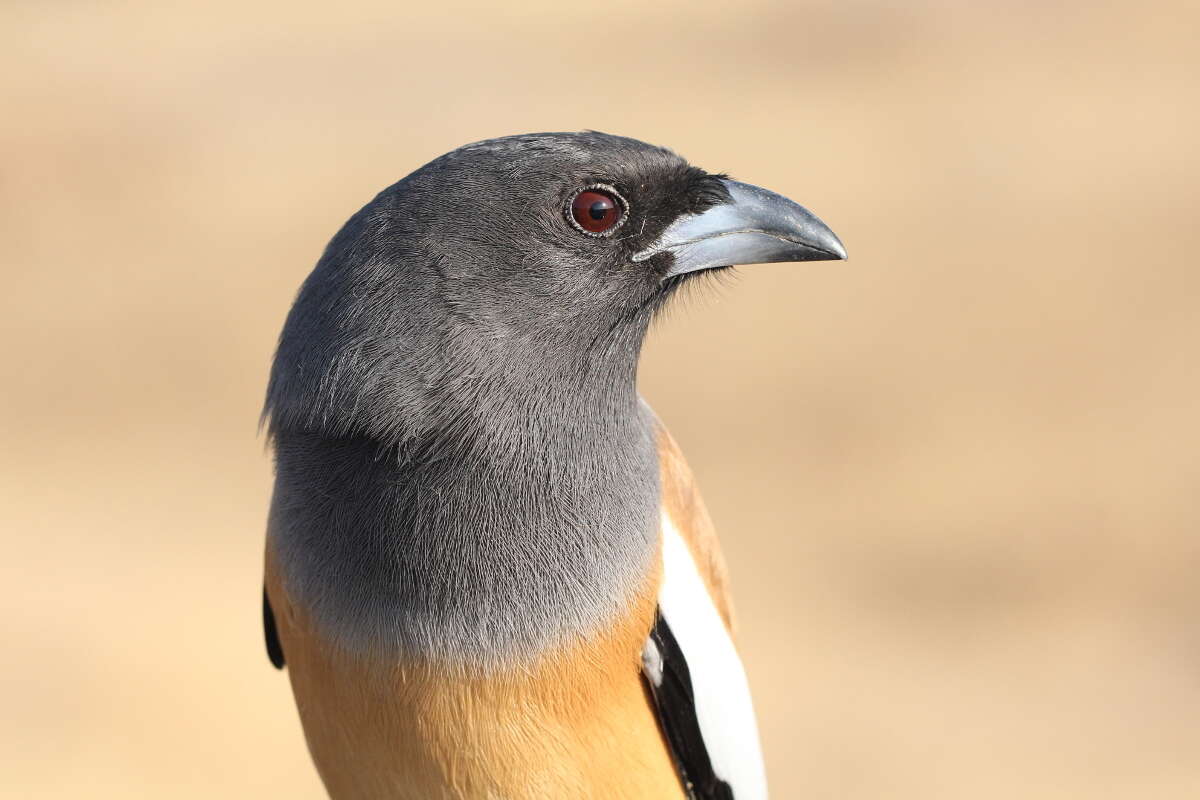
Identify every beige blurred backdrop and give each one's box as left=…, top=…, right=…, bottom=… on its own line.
left=3, top=1, right=1199, bottom=797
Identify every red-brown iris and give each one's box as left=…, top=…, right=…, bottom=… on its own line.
left=569, top=188, right=624, bottom=234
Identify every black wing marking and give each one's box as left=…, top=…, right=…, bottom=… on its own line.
left=641, top=608, right=734, bottom=800
left=263, top=586, right=285, bottom=669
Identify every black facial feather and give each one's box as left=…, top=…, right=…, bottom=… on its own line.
left=263, top=132, right=733, bottom=665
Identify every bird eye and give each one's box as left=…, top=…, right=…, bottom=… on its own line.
left=568, top=187, right=625, bottom=235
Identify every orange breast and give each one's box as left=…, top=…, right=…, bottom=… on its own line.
left=265, top=541, right=685, bottom=800
left=265, top=420, right=742, bottom=799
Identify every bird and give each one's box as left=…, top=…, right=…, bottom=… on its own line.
left=261, top=131, right=845, bottom=799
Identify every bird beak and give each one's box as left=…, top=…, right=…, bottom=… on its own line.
left=632, top=179, right=847, bottom=278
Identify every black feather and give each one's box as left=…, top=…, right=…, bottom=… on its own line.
left=263, top=586, right=285, bottom=669
left=643, top=609, right=734, bottom=800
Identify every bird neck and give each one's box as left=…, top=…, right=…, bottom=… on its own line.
left=267, top=371, right=662, bottom=668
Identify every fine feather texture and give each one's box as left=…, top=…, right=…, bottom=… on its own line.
left=262, top=132, right=731, bottom=665
left=264, top=540, right=686, bottom=799
left=263, top=132, right=728, bottom=446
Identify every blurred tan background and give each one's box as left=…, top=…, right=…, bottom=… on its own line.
left=3, top=0, right=1199, bottom=797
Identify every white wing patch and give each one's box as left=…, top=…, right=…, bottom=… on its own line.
left=658, top=512, right=768, bottom=799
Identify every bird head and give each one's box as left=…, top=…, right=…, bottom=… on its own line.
left=265, top=132, right=845, bottom=444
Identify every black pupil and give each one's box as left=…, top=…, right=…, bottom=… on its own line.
left=589, top=201, right=609, bottom=220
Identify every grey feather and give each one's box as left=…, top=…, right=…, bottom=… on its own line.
left=263, top=132, right=730, bottom=667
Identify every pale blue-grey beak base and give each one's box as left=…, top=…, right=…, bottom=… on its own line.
left=633, top=179, right=847, bottom=277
